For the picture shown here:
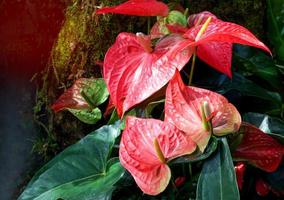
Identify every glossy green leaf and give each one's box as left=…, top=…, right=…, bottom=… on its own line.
left=81, top=78, right=109, bottom=107
left=267, top=0, right=284, bottom=62
left=18, top=124, right=124, bottom=200
left=233, top=45, right=282, bottom=90
left=218, top=73, right=282, bottom=105
left=170, top=137, right=218, bottom=164
left=197, top=137, right=240, bottom=200
left=68, top=108, right=102, bottom=124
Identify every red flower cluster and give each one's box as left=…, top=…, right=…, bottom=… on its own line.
left=51, top=0, right=281, bottom=196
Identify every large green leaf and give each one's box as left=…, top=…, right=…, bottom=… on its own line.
left=196, top=72, right=282, bottom=106
left=233, top=45, right=282, bottom=90
left=219, top=73, right=282, bottom=105
left=196, top=138, right=240, bottom=200
left=267, top=0, right=284, bottom=62
left=68, top=108, right=102, bottom=124
left=18, top=124, right=124, bottom=200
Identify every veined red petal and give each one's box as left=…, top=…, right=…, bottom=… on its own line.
left=166, top=24, right=188, bottom=34
left=119, top=117, right=196, bottom=195
left=197, top=42, right=233, bottom=78
left=184, top=21, right=271, bottom=54
left=51, top=79, right=91, bottom=112
left=104, top=33, right=193, bottom=117
left=182, top=20, right=271, bottom=77
left=165, top=71, right=241, bottom=151
left=234, top=123, right=284, bottom=172
left=96, top=0, right=169, bottom=16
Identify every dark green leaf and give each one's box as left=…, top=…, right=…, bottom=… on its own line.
left=18, top=124, right=124, bottom=200
left=81, top=78, right=109, bottom=107
left=233, top=45, right=282, bottom=90
left=197, top=138, right=240, bottom=200
left=267, top=0, right=284, bottom=62
left=170, top=137, right=218, bottom=164
left=68, top=108, right=102, bottom=124
left=218, top=73, right=282, bottom=105
left=196, top=72, right=281, bottom=107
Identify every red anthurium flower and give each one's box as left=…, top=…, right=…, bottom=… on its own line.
left=119, top=117, right=196, bottom=195
left=175, top=176, right=186, bottom=187
left=233, top=123, right=284, bottom=172
left=182, top=15, right=271, bottom=78
left=255, top=178, right=270, bottom=197
left=165, top=71, right=241, bottom=152
left=104, top=32, right=193, bottom=117
left=51, top=78, right=92, bottom=112
left=96, top=0, right=168, bottom=16
left=234, top=162, right=246, bottom=190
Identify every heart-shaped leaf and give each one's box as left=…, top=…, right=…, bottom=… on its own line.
left=67, top=108, right=102, bottom=124
left=51, top=78, right=109, bottom=124
left=165, top=71, right=241, bottom=152
left=104, top=33, right=192, bottom=117
left=18, top=124, right=124, bottom=200
left=96, top=0, right=169, bottom=16
left=197, top=137, right=240, bottom=200
left=52, top=78, right=109, bottom=112
left=233, top=123, right=284, bottom=172
left=119, top=117, right=196, bottom=195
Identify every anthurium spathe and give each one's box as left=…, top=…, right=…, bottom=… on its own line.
left=165, top=71, right=241, bottom=152
left=104, top=32, right=192, bottom=117
left=119, top=117, right=196, bottom=195
left=233, top=123, right=284, bottom=172
left=183, top=15, right=271, bottom=78
left=96, top=0, right=168, bottom=16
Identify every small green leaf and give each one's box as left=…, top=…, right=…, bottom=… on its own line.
left=81, top=78, right=109, bottom=107
left=18, top=124, right=124, bottom=200
left=166, top=10, right=187, bottom=27
left=170, top=137, right=218, bottom=164
left=68, top=108, right=102, bottom=124
left=197, top=137, right=240, bottom=200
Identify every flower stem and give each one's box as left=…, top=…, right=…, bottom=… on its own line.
left=188, top=53, right=196, bottom=85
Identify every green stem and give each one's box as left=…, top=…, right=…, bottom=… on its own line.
left=188, top=53, right=196, bottom=85
left=188, top=163, right=192, bottom=179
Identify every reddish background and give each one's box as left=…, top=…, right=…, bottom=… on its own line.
left=0, top=0, right=66, bottom=76
left=0, top=1, right=66, bottom=199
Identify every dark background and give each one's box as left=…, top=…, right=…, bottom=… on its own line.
left=0, top=1, right=66, bottom=199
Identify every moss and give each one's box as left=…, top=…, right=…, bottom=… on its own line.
left=33, top=0, right=148, bottom=159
